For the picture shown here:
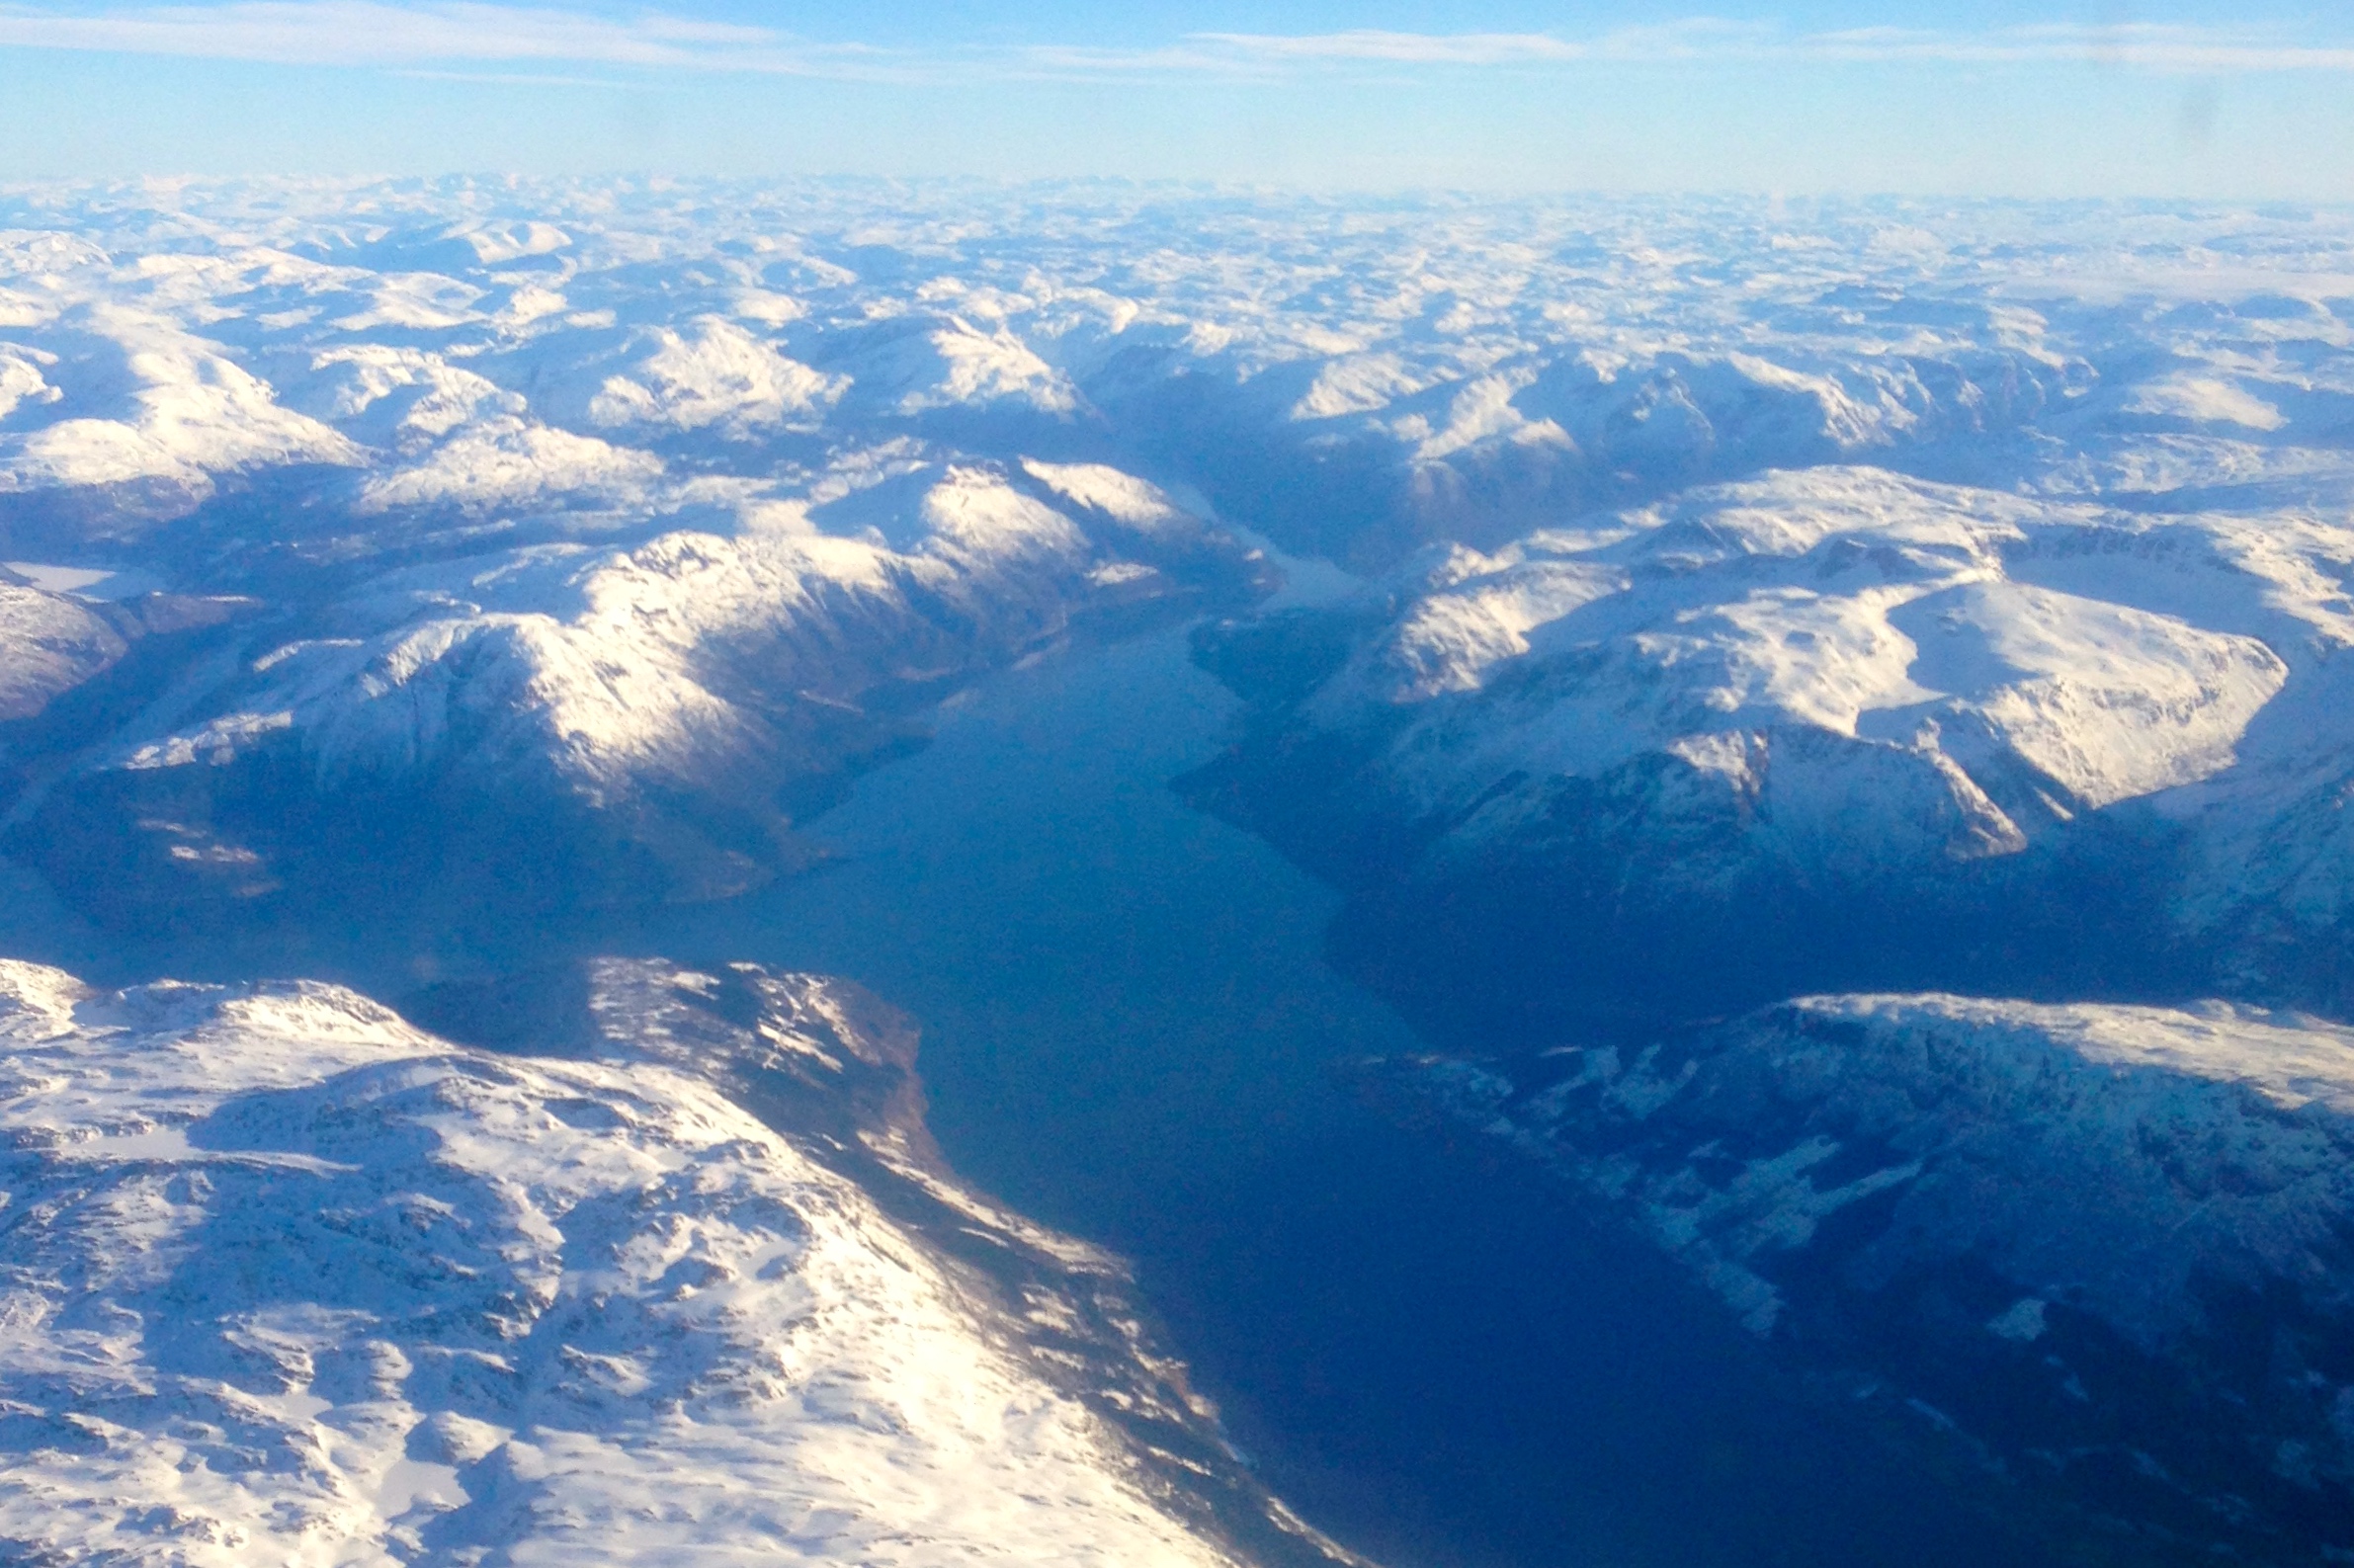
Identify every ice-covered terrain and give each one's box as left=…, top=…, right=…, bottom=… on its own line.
left=0, top=181, right=2341, bottom=956
left=0, top=191, right=1297, bottom=927
left=21, top=450, right=1265, bottom=920
left=1366, top=993, right=2354, bottom=1564
left=0, top=953, right=1360, bottom=1567
left=4, top=179, right=2354, bottom=1564
left=1188, top=459, right=2354, bottom=1023
left=0, top=184, right=2343, bottom=941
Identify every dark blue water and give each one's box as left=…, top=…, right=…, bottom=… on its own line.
left=621, top=625, right=2049, bottom=1568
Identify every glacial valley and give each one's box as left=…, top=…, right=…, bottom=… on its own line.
left=3, top=180, right=2354, bottom=1565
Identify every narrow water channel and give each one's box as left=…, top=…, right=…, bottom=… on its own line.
left=620, top=625, right=2047, bottom=1568
left=2, top=613, right=2054, bottom=1567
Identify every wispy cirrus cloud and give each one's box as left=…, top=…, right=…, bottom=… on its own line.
left=394, top=66, right=645, bottom=89
left=1010, top=22, right=1769, bottom=78
left=1180, top=30, right=1595, bottom=66
left=0, top=4, right=2347, bottom=81
left=0, top=0, right=885, bottom=74
left=1128, top=21, right=2354, bottom=76
left=1800, top=23, right=2354, bottom=73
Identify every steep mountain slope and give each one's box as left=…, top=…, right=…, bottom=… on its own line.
left=1363, top=993, right=2354, bottom=1565
left=9, top=454, right=1267, bottom=929
left=1188, top=465, right=2354, bottom=1028
left=2, top=183, right=2348, bottom=953
left=0, top=955, right=1362, bottom=1568
left=0, top=572, right=126, bottom=719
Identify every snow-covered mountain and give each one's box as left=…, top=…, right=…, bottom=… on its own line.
left=0, top=572, right=126, bottom=721
left=9, top=184, right=2352, bottom=568
left=0, top=953, right=1363, bottom=1568
left=1188, top=461, right=2354, bottom=1026
left=5, top=180, right=2354, bottom=1565
left=2, top=181, right=2345, bottom=951
left=11, top=450, right=1266, bottom=926
left=0, top=189, right=1304, bottom=931
left=1363, top=992, right=2354, bottom=1565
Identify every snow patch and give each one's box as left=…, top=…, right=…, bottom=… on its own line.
left=0, top=960, right=1254, bottom=1568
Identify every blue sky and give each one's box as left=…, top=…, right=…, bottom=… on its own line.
left=1, top=2, right=2350, bottom=195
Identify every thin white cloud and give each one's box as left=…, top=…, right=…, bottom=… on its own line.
left=0, top=5, right=2347, bottom=81
left=1801, top=23, right=2354, bottom=72
left=0, top=1, right=878, bottom=74
left=395, top=66, right=641, bottom=89
left=1014, top=21, right=1770, bottom=77
left=1168, top=21, right=2354, bottom=75
left=1188, top=30, right=1591, bottom=66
